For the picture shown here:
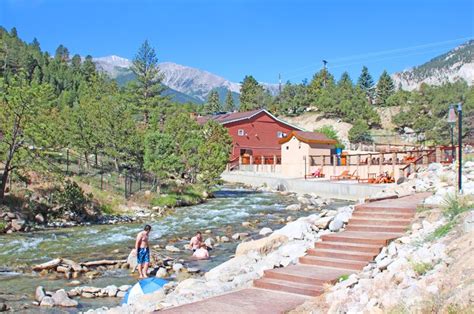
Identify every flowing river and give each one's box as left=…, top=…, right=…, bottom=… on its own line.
left=0, top=187, right=349, bottom=312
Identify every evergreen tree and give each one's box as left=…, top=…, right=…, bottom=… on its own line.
left=348, top=120, right=373, bottom=143
left=204, top=90, right=221, bottom=113
left=239, top=75, right=264, bottom=111
left=224, top=90, right=235, bottom=112
left=130, top=40, right=164, bottom=123
left=375, top=70, right=395, bottom=106
left=357, top=66, right=375, bottom=104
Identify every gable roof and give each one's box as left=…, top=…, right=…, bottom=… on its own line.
left=278, top=131, right=337, bottom=145
left=196, top=109, right=304, bottom=131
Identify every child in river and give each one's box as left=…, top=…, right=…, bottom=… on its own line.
left=192, top=243, right=210, bottom=260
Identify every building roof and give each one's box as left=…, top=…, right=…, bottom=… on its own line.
left=196, top=109, right=304, bottom=131
left=278, top=131, right=337, bottom=145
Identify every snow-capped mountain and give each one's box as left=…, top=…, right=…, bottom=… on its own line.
left=93, top=56, right=279, bottom=103
left=392, top=40, right=474, bottom=91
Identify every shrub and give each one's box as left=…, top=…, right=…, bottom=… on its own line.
left=348, top=119, right=373, bottom=143
left=53, top=180, right=98, bottom=221
left=442, top=194, right=472, bottom=220
left=0, top=222, right=6, bottom=232
left=314, top=125, right=345, bottom=149
left=425, top=221, right=454, bottom=241
left=412, top=262, right=433, bottom=276
left=338, top=274, right=349, bottom=282
left=151, top=194, right=178, bottom=208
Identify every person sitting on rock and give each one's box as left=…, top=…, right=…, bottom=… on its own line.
left=189, top=231, right=203, bottom=252
left=192, top=243, right=210, bottom=260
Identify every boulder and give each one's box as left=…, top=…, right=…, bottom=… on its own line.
left=52, top=289, right=78, bottom=307
left=82, top=286, right=101, bottom=294
left=274, top=219, right=312, bottom=240
left=35, top=286, right=46, bottom=302
left=232, top=233, right=249, bottom=240
left=165, top=245, right=180, bottom=252
left=259, top=227, right=273, bottom=236
left=235, top=234, right=288, bottom=256
left=220, top=236, right=230, bottom=243
left=155, top=267, right=168, bottom=278
left=172, top=263, right=184, bottom=272
left=40, top=296, right=55, bottom=307
left=35, top=213, right=45, bottom=224
left=314, top=216, right=333, bottom=229
left=186, top=267, right=200, bottom=273
left=11, top=219, right=25, bottom=231
left=285, top=204, right=301, bottom=211
left=329, top=219, right=344, bottom=232
left=204, top=238, right=215, bottom=248
left=116, top=291, right=126, bottom=298
left=0, top=303, right=8, bottom=312
left=81, top=292, right=95, bottom=298
left=241, top=221, right=251, bottom=227
left=118, top=285, right=131, bottom=292
left=104, top=285, right=118, bottom=297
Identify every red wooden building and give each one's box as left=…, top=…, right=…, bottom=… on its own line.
left=197, top=109, right=303, bottom=163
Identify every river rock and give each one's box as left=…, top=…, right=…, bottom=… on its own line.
left=186, top=267, right=200, bottom=273
left=118, top=285, right=131, bottom=292
left=35, top=286, right=46, bottom=302
left=173, top=263, right=184, bottom=272
left=155, top=267, right=168, bottom=278
left=329, top=219, right=344, bottom=232
left=285, top=204, right=301, bottom=211
left=204, top=238, right=215, bottom=248
left=220, top=236, right=230, bottom=243
left=0, top=303, right=8, bottom=312
left=11, top=219, right=25, bottom=231
left=315, top=216, right=333, bottom=229
left=35, top=213, right=45, bottom=224
left=232, top=232, right=249, bottom=240
left=85, top=270, right=100, bottom=279
left=116, top=291, right=127, bottom=298
left=81, top=292, right=95, bottom=298
left=52, top=289, right=78, bottom=307
left=40, top=296, right=55, bottom=307
left=105, top=285, right=118, bottom=297
left=259, top=227, right=273, bottom=236
left=165, top=245, right=180, bottom=252
left=241, top=221, right=251, bottom=227
left=82, top=286, right=101, bottom=294
left=235, top=234, right=288, bottom=256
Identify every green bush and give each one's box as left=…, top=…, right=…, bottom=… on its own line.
left=338, top=274, right=349, bottom=282
left=151, top=194, right=178, bottom=208
left=348, top=119, right=373, bottom=143
left=411, top=262, right=433, bottom=276
left=100, top=204, right=114, bottom=215
left=314, top=125, right=345, bottom=149
left=0, top=222, right=6, bottom=232
left=442, top=194, right=472, bottom=219
left=53, top=180, right=97, bottom=221
left=425, top=221, right=454, bottom=241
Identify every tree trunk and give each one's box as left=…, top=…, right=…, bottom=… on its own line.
left=84, top=152, right=90, bottom=170
left=0, top=167, right=9, bottom=202
left=114, top=158, right=120, bottom=172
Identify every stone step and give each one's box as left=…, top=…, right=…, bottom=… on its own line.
left=253, top=277, right=324, bottom=297
left=349, top=217, right=412, bottom=226
left=321, top=231, right=402, bottom=245
left=299, top=255, right=367, bottom=270
left=346, top=224, right=407, bottom=233
left=263, top=264, right=353, bottom=286
left=315, top=241, right=382, bottom=254
left=352, top=211, right=413, bottom=219
left=306, top=248, right=376, bottom=262
left=354, top=204, right=416, bottom=214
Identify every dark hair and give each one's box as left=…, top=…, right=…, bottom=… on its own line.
left=196, top=231, right=201, bottom=235
left=144, top=225, right=152, bottom=231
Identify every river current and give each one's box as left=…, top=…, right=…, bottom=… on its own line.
left=0, top=187, right=349, bottom=312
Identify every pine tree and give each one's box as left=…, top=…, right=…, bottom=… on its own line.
left=357, top=66, right=375, bottom=104
left=375, top=70, right=395, bottom=106
left=130, top=40, right=164, bottom=123
left=338, top=72, right=353, bottom=89
left=204, top=90, right=221, bottom=113
left=239, top=75, right=264, bottom=111
left=224, top=90, right=235, bottom=112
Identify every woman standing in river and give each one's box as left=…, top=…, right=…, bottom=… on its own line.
left=135, top=225, right=152, bottom=278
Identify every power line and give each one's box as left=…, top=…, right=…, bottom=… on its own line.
left=283, top=37, right=472, bottom=79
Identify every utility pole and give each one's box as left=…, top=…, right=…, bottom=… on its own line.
left=457, top=103, right=463, bottom=193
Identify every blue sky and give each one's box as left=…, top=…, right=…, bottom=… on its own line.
left=1, top=0, right=473, bottom=83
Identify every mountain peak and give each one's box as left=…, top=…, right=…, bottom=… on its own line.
left=392, top=40, right=474, bottom=90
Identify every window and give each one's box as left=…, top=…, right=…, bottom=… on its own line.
left=277, top=131, right=286, bottom=138
left=238, top=129, right=245, bottom=136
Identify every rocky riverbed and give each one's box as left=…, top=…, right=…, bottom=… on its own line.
left=0, top=187, right=348, bottom=312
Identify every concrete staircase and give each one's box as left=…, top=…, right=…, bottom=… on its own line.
left=253, top=194, right=425, bottom=297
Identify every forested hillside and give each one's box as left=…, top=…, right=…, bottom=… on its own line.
left=0, top=27, right=232, bottom=205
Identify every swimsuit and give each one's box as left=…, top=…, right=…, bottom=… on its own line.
left=137, top=247, right=150, bottom=264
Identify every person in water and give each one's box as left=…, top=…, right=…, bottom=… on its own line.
left=193, top=243, right=210, bottom=260
left=135, top=225, right=151, bottom=278
left=189, top=231, right=203, bottom=252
